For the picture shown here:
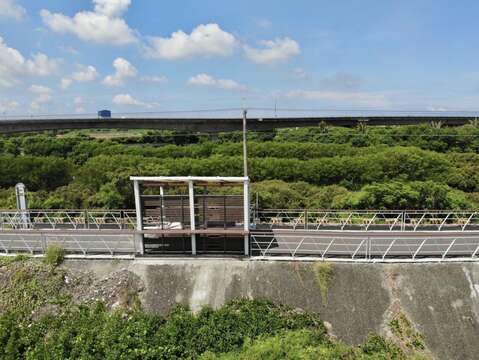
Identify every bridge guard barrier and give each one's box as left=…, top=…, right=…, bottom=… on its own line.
left=250, top=231, right=479, bottom=261
left=0, top=231, right=136, bottom=256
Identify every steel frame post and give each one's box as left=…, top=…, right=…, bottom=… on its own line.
left=413, top=238, right=428, bottom=259
left=133, top=180, right=144, bottom=255
left=243, top=178, right=250, bottom=256
left=189, top=180, right=197, bottom=255
left=442, top=238, right=457, bottom=260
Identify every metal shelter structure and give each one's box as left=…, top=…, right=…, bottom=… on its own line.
left=130, top=176, right=250, bottom=255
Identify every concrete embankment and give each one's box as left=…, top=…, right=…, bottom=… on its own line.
left=65, top=259, right=479, bottom=360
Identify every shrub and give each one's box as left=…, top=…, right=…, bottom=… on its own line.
left=43, top=245, right=65, bottom=267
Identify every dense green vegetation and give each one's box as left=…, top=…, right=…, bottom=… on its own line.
left=0, top=256, right=427, bottom=359
left=1, top=123, right=479, bottom=209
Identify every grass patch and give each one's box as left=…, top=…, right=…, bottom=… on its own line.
left=0, top=259, right=68, bottom=317
left=43, top=245, right=65, bottom=267
left=0, top=254, right=30, bottom=267
left=312, top=262, right=333, bottom=303
left=390, top=312, right=426, bottom=351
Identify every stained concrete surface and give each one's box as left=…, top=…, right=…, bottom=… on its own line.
left=65, top=259, right=479, bottom=360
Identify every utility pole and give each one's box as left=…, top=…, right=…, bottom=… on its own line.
left=242, top=109, right=248, bottom=177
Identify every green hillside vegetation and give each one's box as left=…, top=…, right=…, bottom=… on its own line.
left=1, top=124, right=479, bottom=209
left=0, top=256, right=427, bottom=359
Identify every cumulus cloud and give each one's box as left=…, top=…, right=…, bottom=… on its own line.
left=29, top=84, right=53, bottom=109
left=283, top=89, right=389, bottom=107
left=93, top=0, right=130, bottom=17
left=0, top=37, right=57, bottom=87
left=40, top=0, right=136, bottom=45
left=72, top=65, right=98, bottom=82
left=0, top=0, right=25, bottom=20
left=188, top=73, right=247, bottom=91
left=61, top=64, right=99, bottom=89
left=146, top=23, right=237, bottom=60
left=103, top=57, right=137, bottom=86
left=112, top=93, right=147, bottom=107
left=244, top=37, right=300, bottom=64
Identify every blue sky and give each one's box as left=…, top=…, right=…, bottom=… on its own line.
left=0, top=0, right=479, bottom=115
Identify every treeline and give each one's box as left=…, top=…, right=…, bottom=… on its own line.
left=3, top=123, right=479, bottom=160
left=0, top=146, right=476, bottom=191
left=1, top=124, right=479, bottom=210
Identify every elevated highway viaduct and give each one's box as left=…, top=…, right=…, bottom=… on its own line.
left=0, top=115, right=476, bottom=134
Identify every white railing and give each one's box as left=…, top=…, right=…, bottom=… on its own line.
left=2, top=209, right=479, bottom=232
left=250, top=231, right=479, bottom=261
left=0, top=230, right=135, bottom=256
left=254, top=210, right=479, bottom=232
left=0, top=210, right=137, bottom=231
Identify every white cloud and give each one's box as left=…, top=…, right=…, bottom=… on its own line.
left=61, top=64, right=99, bottom=89
left=146, top=23, right=237, bottom=60
left=93, top=0, right=130, bottom=17
left=188, top=73, right=247, bottom=91
left=29, top=84, right=52, bottom=96
left=283, top=89, right=389, bottom=107
left=72, top=65, right=98, bottom=82
left=244, top=37, right=300, bottom=64
left=112, top=93, right=146, bottom=106
left=188, top=73, right=216, bottom=86
left=40, top=0, right=136, bottom=46
left=29, top=84, right=53, bottom=109
left=0, top=0, right=25, bottom=20
left=140, top=75, right=168, bottom=84
left=103, top=57, right=137, bottom=86
left=0, top=37, right=57, bottom=86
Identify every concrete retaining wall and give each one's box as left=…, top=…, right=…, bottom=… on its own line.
left=65, top=259, right=479, bottom=360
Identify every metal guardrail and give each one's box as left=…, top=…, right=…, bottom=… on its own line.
left=0, top=210, right=137, bottom=231
left=3, top=209, right=479, bottom=232
left=0, top=231, right=136, bottom=256
left=250, top=232, right=479, bottom=261
left=1, top=209, right=479, bottom=260
left=254, top=210, right=479, bottom=231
